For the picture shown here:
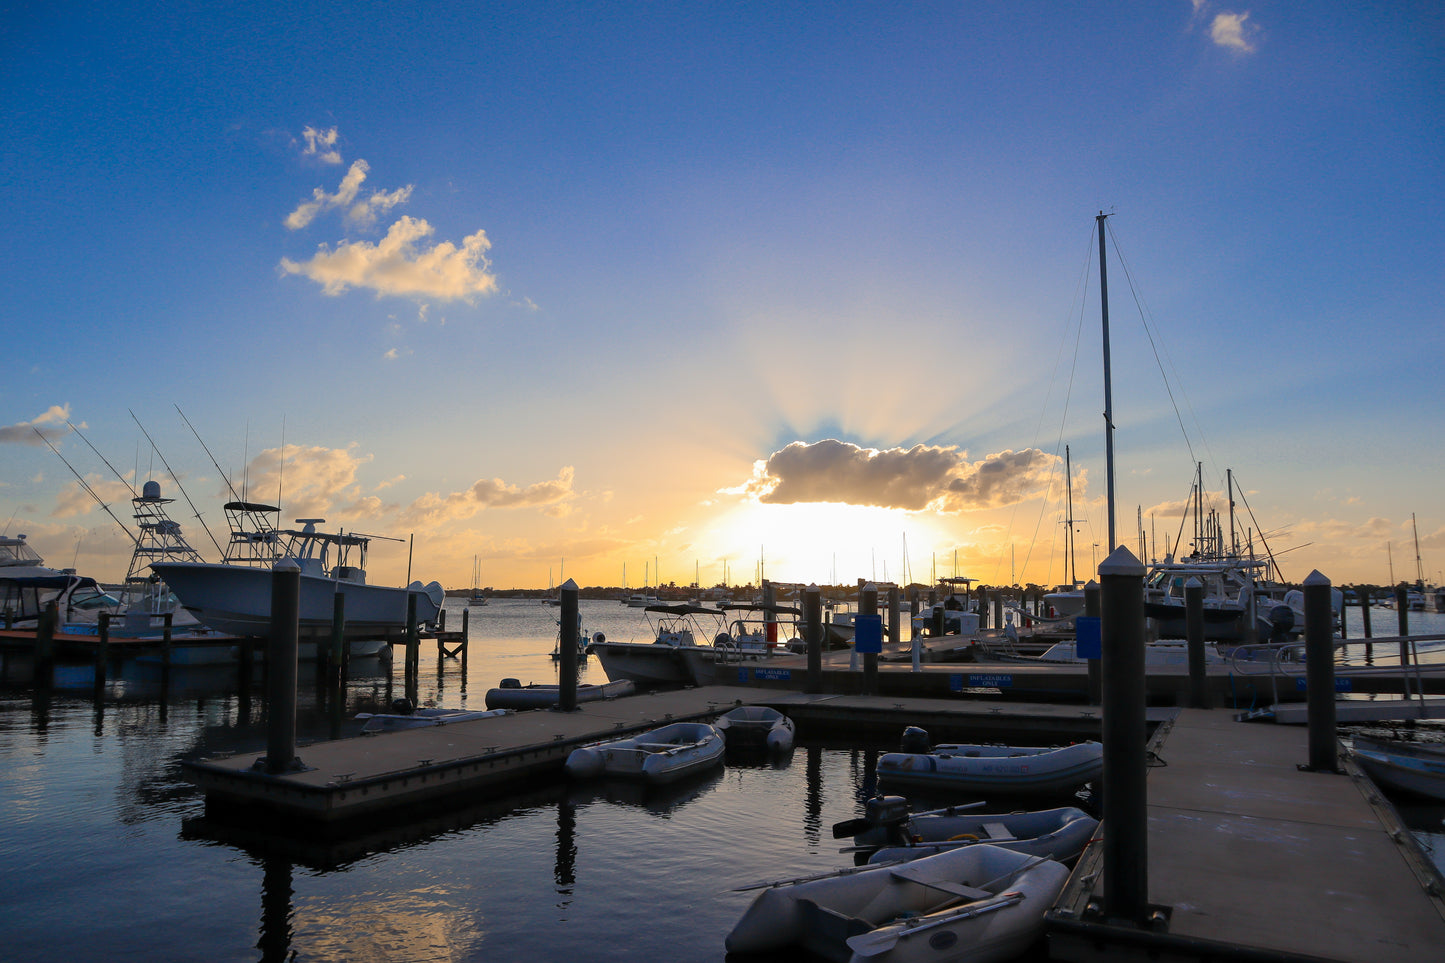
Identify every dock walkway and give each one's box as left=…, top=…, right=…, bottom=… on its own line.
left=1048, top=707, right=1445, bottom=962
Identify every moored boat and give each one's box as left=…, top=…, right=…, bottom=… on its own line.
left=725, top=843, right=1068, bottom=962
left=356, top=704, right=510, bottom=733
left=877, top=728, right=1103, bottom=797
left=586, top=603, right=722, bottom=687
left=834, top=795, right=1098, bottom=865
left=564, top=721, right=724, bottom=784
left=715, top=705, right=794, bottom=752
left=1350, top=734, right=1445, bottom=802
left=483, top=677, right=635, bottom=710
left=153, top=508, right=443, bottom=641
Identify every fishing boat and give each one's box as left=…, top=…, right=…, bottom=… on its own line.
left=725, top=843, right=1068, bottom=962
left=356, top=705, right=510, bottom=733
left=0, top=534, right=118, bottom=628
left=715, top=705, right=795, bottom=752
left=1350, top=735, right=1445, bottom=803
left=483, top=677, right=635, bottom=710
left=877, top=728, right=1103, bottom=797
left=834, top=795, right=1098, bottom=866
left=586, top=603, right=722, bottom=687
left=563, top=721, right=725, bottom=784
left=678, top=602, right=801, bottom=684
left=152, top=505, right=444, bottom=641
left=910, top=578, right=981, bottom=638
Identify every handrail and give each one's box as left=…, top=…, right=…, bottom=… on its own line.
left=1229, top=636, right=1439, bottom=709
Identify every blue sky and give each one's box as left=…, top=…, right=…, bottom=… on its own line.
left=2, top=2, right=1442, bottom=590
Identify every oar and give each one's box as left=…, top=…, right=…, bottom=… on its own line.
left=846, top=891, right=1025, bottom=958
left=730, top=861, right=885, bottom=893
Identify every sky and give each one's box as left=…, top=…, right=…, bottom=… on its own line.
left=2, top=2, right=1442, bottom=593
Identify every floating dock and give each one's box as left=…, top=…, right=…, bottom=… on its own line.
left=183, top=684, right=1445, bottom=960
left=1048, top=706, right=1445, bottom=962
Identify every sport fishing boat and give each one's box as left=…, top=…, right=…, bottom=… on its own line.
left=152, top=502, right=443, bottom=642
left=586, top=602, right=723, bottom=687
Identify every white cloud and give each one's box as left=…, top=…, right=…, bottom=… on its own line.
left=728, top=440, right=1058, bottom=512
left=398, top=467, right=577, bottom=527
left=1210, top=12, right=1257, bottom=53
left=284, top=160, right=415, bottom=231
left=301, top=126, right=342, bottom=164
left=0, top=405, right=73, bottom=445
left=281, top=216, right=498, bottom=301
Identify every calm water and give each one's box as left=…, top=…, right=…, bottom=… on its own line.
left=1, top=598, right=1442, bottom=962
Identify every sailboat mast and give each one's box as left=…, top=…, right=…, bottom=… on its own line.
left=1065, top=444, right=1076, bottom=586
left=1097, top=212, right=1117, bottom=552
left=1227, top=469, right=1237, bottom=557
left=1413, top=513, right=1424, bottom=586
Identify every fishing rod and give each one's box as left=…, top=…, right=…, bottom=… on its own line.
left=32, top=427, right=136, bottom=546
left=129, top=410, right=225, bottom=557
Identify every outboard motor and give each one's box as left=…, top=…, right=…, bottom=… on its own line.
left=390, top=697, right=416, bottom=715
left=831, top=794, right=913, bottom=857
left=592, top=631, right=606, bottom=645
left=899, top=726, right=932, bottom=754
left=499, top=678, right=521, bottom=689
left=1265, top=603, right=1295, bottom=643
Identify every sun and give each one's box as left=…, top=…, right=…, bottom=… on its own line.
left=699, top=500, right=956, bottom=587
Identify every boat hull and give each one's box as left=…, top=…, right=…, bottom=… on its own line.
left=726, top=843, right=1068, bottom=963
left=587, top=640, right=692, bottom=686
left=152, top=562, right=442, bottom=640
left=564, top=722, right=725, bottom=784
left=1352, top=736, right=1445, bottom=802
left=484, top=679, right=635, bottom=710
left=878, top=742, right=1103, bottom=796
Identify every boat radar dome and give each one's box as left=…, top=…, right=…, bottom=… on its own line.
left=142, top=480, right=161, bottom=499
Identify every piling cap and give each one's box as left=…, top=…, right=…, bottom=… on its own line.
left=561, top=578, right=578, bottom=590
left=1097, top=545, right=1145, bottom=578
left=1185, top=576, right=1203, bottom=588
left=273, top=558, right=301, bottom=572
left=1302, top=569, right=1331, bottom=587
left=805, top=583, right=819, bottom=594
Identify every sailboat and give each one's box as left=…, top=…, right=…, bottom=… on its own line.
left=468, top=555, right=488, bottom=606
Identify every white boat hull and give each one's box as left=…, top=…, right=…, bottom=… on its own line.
left=878, top=742, right=1103, bottom=796
left=565, top=722, right=725, bottom=784
left=727, top=843, right=1067, bottom=962
left=152, top=562, right=442, bottom=640
left=587, top=640, right=692, bottom=686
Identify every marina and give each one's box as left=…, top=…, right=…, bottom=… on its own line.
left=2, top=598, right=1444, bottom=961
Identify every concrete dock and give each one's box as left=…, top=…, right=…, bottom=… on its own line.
left=1047, top=707, right=1445, bottom=962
